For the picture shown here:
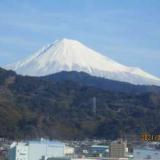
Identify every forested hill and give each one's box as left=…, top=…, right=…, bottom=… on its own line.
left=44, top=71, right=160, bottom=93
left=0, top=67, right=160, bottom=140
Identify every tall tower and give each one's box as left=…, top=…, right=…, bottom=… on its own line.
left=93, top=97, right=96, bottom=114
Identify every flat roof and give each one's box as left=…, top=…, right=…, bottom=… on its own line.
left=28, top=139, right=65, bottom=146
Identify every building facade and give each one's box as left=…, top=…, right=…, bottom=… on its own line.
left=8, top=142, right=28, bottom=160
left=64, top=146, right=74, bottom=156
left=8, top=139, right=65, bottom=160
left=109, top=139, right=128, bottom=160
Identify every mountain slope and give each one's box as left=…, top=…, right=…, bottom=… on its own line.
left=5, top=38, right=160, bottom=86
left=44, top=71, right=160, bottom=93
left=1, top=67, right=160, bottom=139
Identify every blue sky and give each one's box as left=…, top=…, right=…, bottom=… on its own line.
left=0, top=0, right=160, bottom=76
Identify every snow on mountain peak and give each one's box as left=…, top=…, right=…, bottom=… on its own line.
left=5, top=38, right=160, bottom=86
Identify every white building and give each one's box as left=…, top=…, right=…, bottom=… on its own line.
left=8, top=139, right=65, bottom=160
left=8, top=142, right=28, bottom=160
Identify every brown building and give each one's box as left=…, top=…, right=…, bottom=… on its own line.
left=109, top=139, right=128, bottom=160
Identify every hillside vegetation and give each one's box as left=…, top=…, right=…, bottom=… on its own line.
left=0, top=68, right=160, bottom=140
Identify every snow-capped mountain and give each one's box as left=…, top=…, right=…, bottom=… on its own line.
left=5, top=38, right=160, bottom=86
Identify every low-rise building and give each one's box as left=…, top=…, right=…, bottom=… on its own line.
left=89, top=145, right=109, bottom=157
left=64, top=146, right=75, bottom=156
left=8, top=139, right=65, bottom=160
left=8, top=142, right=28, bottom=160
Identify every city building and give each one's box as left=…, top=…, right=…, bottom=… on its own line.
left=89, top=145, right=109, bottom=157
left=64, top=146, right=75, bottom=156
left=8, top=142, right=28, bottom=160
left=108, top=139, right=128, bottom=160
left=8, top=139, right=65, bottom=160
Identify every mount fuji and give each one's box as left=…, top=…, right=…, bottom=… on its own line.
left=5, top=38, right=160, bottom=86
